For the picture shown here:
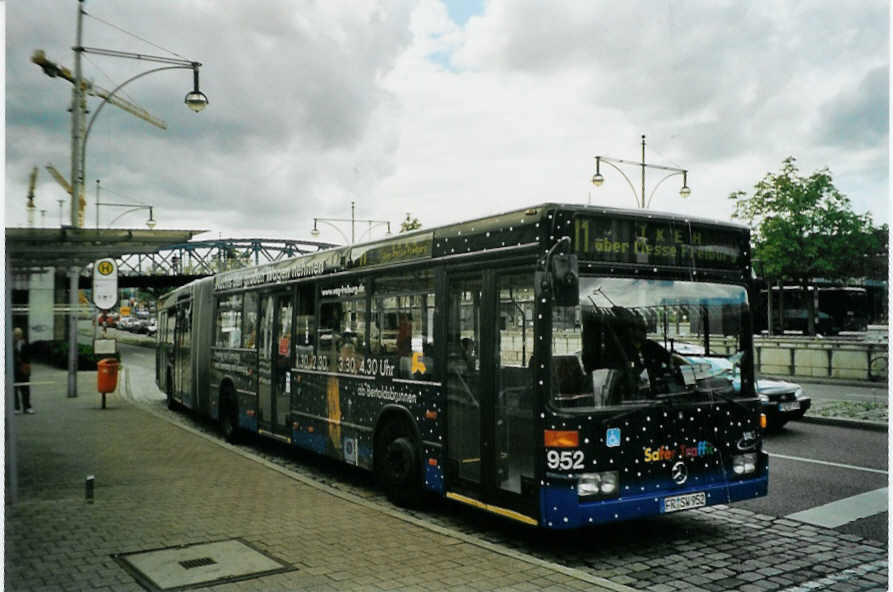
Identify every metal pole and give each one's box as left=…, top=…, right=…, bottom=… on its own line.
left=640, top=134, right=646, bottom=209
left=95, top=179, right=100, bottom=229
left=68, top=266, right=79, bottom=397
left=68, top=0, right=85, bottom=398
left=6, top=252, right=19, bottom=504
left=71, top=0, right=85, bottom=227
left=351, top=201, right=356, bottom=244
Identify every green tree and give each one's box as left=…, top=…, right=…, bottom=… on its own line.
left=730, top=156, right=879, bottom=335
left=400, top=213, right=422, bottom=233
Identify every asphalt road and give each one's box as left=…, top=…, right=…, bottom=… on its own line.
left=738, top=419, right=887, bottom=542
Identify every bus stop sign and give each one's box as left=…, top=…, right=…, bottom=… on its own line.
left=93, top=258, right=118, bottom=310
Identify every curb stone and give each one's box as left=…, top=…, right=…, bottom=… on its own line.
left=797, top=414, right=888, bottom=432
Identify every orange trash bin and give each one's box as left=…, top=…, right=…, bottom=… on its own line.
left=97, top=358, right=119, bottom=394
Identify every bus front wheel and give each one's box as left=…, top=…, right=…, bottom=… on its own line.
left=375, top=420, right=421, bottom=507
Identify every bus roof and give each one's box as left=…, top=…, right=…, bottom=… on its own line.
left=210, top=203, right=750, bottom=292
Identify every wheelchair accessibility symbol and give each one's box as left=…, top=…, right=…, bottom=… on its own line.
left=606, top=427, right=621, bottom=448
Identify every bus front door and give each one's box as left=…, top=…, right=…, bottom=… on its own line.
left=445, top=272, right=537, bottom=525
left=258, top=293, right=294, bottom=441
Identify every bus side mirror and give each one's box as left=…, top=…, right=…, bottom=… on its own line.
left=551, top=254, right=579, bottom=307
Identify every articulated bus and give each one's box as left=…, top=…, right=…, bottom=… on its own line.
left=157, top=203, right=768, bottom=529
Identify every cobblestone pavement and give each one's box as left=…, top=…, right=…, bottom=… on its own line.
left=114, top=357, right=889, bottom=592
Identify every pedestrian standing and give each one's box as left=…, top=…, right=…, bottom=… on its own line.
left=13, top=327, right=34, bottom=414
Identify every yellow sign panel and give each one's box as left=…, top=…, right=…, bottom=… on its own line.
left=119, top=306, right=131, bottom=317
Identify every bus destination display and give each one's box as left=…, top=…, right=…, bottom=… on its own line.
left=572, top=215, right=745, bottom=269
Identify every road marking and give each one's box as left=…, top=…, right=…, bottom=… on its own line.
left=777, top=558, right=887, bottom=591
left=767, top=452, right=888, bottom=475
left=786, top=487, right=888, bottom=528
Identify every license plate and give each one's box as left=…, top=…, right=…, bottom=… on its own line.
left=663, top=492, right=706, bottom=513
left=779, top=401, right=800, bottom=412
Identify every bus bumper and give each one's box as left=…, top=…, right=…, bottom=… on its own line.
left=540, top=475, right=768, bottom=529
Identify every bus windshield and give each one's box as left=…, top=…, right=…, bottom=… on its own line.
left=551, top=277, right=750, bottom=410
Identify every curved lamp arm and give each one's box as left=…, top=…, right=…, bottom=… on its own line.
left=600, top=159, right=642, bottom=208
left=81, top=65, right=194, bottom=189
left=106, top=205, right=155, bottom=228
left=312, top=219, right=351, bottom=244
left=646, top=170, right=683, bottom=209
left=356, top=221, right=391, bottom=243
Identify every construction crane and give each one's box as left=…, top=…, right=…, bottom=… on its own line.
left=26, top=167, right=37, bottom=227
left=31, top=50, right=167, bottom=130
left=45, top=163, right=87, bottom=227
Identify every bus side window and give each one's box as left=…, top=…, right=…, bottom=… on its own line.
left=370, top=272, right=436, bottom=381
left=215, top=294, right=242, bottom=348
left=295, top=284, right=316, bottom=360
left=242, top=292, right=258, bottom=349
left=319, top=291, right=367, bottom=370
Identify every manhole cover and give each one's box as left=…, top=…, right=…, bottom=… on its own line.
left=114, top=539, right=294, bottom=591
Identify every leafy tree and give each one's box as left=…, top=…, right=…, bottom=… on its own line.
left=400, top=213, right=422, bottom=233
left=730, top=156, right=879, bottom=335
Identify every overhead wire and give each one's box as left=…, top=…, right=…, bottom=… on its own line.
left=82, top=9, right=190, bottom=61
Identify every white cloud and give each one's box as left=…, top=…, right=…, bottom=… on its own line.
left=5, top=0, right=887, bottom=244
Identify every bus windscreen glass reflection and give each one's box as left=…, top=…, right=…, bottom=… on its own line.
left=551, top=277, right=749, bottom=410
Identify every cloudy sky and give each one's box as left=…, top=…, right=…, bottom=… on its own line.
left=5, top=1, right=889, bottom=245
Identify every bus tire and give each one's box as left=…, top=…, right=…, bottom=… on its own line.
left=166, top=368, right=175, bottom=410
left=375, top=419, right=421, bottom=507
left=220, top=389, right=240, bottom=444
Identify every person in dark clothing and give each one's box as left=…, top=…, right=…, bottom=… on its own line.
left=13, top=327, right=34, bottom=414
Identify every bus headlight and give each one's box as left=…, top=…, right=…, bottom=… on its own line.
left=577, top=471, right=619, bottom=498
left=732, top=453, right=757, bottom=475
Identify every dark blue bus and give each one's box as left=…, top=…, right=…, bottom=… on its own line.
left=157, top=203, right=768, bottom=528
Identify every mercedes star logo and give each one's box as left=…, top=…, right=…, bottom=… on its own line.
left=671, top=461, right=688, bottom=485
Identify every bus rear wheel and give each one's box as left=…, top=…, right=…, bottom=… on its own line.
left=166, top=369, right=175, bottom=410
left=375, top=420, right=421, bottom=507
left=219, top=391, right=239, bottom=444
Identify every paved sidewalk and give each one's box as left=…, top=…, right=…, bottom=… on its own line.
left=4, top=364, right=629, bottom=592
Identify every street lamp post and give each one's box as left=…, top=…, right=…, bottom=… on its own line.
left=56, top=0, right=208, bottom=398
left=311, top=201, right=392, bottom=244
left=592, top=134, right=691, bottom=209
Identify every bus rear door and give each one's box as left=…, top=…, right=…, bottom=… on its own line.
left=258, top=292, right=294, bottom=441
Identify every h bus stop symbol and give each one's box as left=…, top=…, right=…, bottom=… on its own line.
left=93, top=258, right=118, bottom=310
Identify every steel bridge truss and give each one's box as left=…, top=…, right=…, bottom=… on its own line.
left=114, top=238, right=337, bottom=277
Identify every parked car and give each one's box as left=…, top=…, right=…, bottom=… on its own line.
left=146, top=318, right=158, bottom=336
left=678, top=353, right=811, bottom=431
left=117, top=316, right=136, bottom=331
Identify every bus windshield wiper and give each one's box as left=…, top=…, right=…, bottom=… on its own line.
left=600, top=398, right=665, bottom=426
left=602, top=387, right=749, bottom=426
left=654, top=389, right=698, bottom=401
left=699, top=385, right=752, bottom=413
